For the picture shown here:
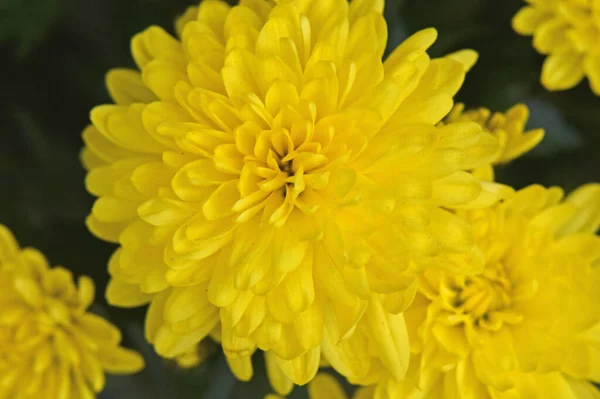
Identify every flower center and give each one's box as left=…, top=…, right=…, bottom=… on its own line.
left=278, top=154, right=294, bottom=178
left=231, top=121, right=341, bottom=226
left=443, top=262, right=516, bottom=330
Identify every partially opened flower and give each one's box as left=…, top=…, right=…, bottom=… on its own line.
left=0, top=225, right=144, bottom=399
left=369, top=184, right=600, bottom=398
left=444, top=103, right=544, bottom=180
left=82, top=0, right=506, bottom=386
left=513, top=0, right=600, bottom=94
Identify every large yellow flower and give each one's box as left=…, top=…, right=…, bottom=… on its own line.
left=513, top=0, right=600, bottom=94
left=369, top=184, right=600, bottom=398
left=0, top=225, right=144, bottom=399
left=82, top=0, right=506, bottom=385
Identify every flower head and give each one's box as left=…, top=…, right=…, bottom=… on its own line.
left=513, top=0, right=600, bottom=94
left=83, top=0, right=505, bottom=385
left=371, top=184, right=600, bottom=398
left=444, top=103, right=544, bottom=180
left=0, top=225, right=144, bottom=399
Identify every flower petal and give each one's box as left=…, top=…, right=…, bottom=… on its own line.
left=541, top=50, right=585, bottom=91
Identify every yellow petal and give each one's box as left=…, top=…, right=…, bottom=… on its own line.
left=541, top=50, right=585, bottom=91
left=99, top=347, right=145, bottom=374
left=77, top=276, right=95, bottom=310
left=154, top=322, right=217, bottom=358
left=512, top=6, right=551, bottom=35
left=275, top=347, right=320, bottom=385
left=164, top=283, right=213, bottom=325
left=308, top=373, right=349, bottom=399
left=226, top=353, right=254, bottom=382
left=293, top=300, right=325, bottom=350
left=131, top=162, right=174, bottom=196
left=92, top=197, right=138, bottom=223
left=278, top=247, right=315, bottom=313
left=533, top=19, right=569, bottom=54
left=384, top=28, right=437, bottom=75
left=203, top=180, right=240, bottom=220
left=445, top=49, right=479, bottom=73
left=138, top=197, right=195, bottom=226
left=144, top=291, right=169, bottom=343
left=106, top=69, right=157, bottom=105
left=235, top=296, right=267, bottom=337
left=90, top=104, right=163, bottom=154
left=208, top=259, right=239, bottom=307
left=265, top=351, right=293, bottom=396
left=106, top=279, right=152, bottom=308
left=349, top=0, right=384, bottom=21
left=391, top=93, right=453, bottom=125
left=321, top=323, right=371, bottom=381
left=559, top=184, right=600, bottom=235
left=143, top=59, right=188, bottom=101
left=175, top=6, right=198, bottom=38
left=80, top=350, right=106, bottom=393
left=365, top=297, right=410, bottom=381
left=77, top=313, right=122, bottom=346
left=131, top=26, right=186, bottom=69
left=431, top=171, right=482, bottom=206
left=380, top=280, right=418, bottom=314
left=14, top=276, right=43, bottom=308
left=197, top=0, right=230, bottom=39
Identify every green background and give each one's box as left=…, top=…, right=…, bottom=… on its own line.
left=0, top=0, right=598, bottom=397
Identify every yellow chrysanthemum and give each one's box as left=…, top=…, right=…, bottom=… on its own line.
left=82, top=0, right=507, bottom=386
left=368, top=184, right=600, bottom=398
left=513, top=0, right=600, bottom=94
left=444, top=103, right=545, bottom=180
left=0, top=225, right=144, bottom=399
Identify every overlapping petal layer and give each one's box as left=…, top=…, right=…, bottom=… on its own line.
left=83, top=0, right=506, bottom=386
left=0, top=225, right=144, bottom=399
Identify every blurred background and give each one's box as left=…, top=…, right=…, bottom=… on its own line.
left=0, top=0, right=598, bottom=397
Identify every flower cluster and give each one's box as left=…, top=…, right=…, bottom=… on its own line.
left=82, top=0, right=508, bottom=388
left=63, top=0, right=600, bottom=398
left=0, top=225, right=144, bottom=399
left=513, top=0, right=600, bottom=94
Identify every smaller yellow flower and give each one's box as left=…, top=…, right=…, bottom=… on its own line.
left=513, top=0, right=600, bottom=94
left=363, top=184, right=600, bottom=398
left=0, top=225, right=144, bottom=399
left=444, top=103, right=544, bottom=180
